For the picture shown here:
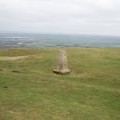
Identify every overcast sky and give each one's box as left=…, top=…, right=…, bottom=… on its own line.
left=0, top=0, right=120, bottom=36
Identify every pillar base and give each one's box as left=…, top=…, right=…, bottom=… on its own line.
left=53, top=69, right=70, bottom=74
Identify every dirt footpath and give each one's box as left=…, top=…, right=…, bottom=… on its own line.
left=0, top=56, right=28, bottom=61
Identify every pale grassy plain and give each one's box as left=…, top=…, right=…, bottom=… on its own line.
left=0, top=48, right=120, bottom=120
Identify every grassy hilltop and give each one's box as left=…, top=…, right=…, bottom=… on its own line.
left=0, top=48, right=120, bottom=120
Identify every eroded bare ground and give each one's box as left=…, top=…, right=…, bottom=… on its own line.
left=0, top=56, right=28, bottom=61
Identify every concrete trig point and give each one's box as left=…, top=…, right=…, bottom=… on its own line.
left=53, top=49, right=70, bottom=74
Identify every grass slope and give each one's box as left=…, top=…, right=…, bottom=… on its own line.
left=0, top=48, right=120, bottom=120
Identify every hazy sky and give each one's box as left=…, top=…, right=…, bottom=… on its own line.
left=0, top=0, right=120, bottom=35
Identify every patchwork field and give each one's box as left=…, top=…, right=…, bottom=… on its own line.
left=0, top=48, right=120, bottom=120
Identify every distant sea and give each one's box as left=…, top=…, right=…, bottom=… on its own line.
left=0, top=33, right=120, bottom=48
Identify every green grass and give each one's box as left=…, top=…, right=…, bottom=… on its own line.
left=0, top=48, right=120, bottom=120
